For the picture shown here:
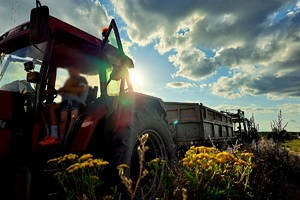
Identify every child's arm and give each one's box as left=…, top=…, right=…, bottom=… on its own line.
left=58, top=78, right=74, bottom=95
left=63, top=85, right=85, bottom=94
left=59, top=79, right=85, bottom=95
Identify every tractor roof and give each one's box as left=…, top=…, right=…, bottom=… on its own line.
left=0, top=16, right=134, bottom=75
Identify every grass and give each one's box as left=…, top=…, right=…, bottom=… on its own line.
left=249, top=138, right=300, bottom=199
left=283, top=139, right=300, bottom=153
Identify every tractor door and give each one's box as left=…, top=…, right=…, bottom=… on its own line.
left=69, top=19, right=134, bottom=152
left=101, top=19, right=133, bottom=96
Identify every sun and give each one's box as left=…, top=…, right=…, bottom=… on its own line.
left=130, top=74, right=140, bottom=85
left=129, top=72, right=142, bottom=92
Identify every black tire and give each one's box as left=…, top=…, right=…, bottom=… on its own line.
left=111, top=108, right=175, bottom=199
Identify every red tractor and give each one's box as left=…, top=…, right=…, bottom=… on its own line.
left=0, top=2, right=175, bottom=199
left=0, top=1, right=240, bottom=199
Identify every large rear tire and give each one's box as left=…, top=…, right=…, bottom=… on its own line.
left=111, top=108, right=175, bottom=199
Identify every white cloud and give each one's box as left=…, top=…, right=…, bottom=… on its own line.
left=0, top=0, right=110, bottom=39
left=211, top=72, right=256, bottom=99
left=169, top=48, right=218, bottom=80
left=212, top=103, right=277, bottom=115
left=211, top=103, right=300, bottom=131
left=166, top=81, right=197, bottom=89
left=109, top=0, right=300, bottom=99
left=200, top=83, right=208, bottom=89
left=1, top=0, right=300, bottom=100
left=212, top=103, right=300, bottom=119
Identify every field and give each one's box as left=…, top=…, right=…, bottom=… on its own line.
left=283, top=138, right=300, bottom=153
left=48, top=135, right=300, bottom=200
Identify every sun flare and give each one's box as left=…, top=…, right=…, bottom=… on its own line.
left=129, top=72, right=142, bottom=92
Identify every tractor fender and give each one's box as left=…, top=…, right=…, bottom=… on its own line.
left=111, top=92, right=168, bottom=133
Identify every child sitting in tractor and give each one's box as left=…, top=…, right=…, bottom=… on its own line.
left=40, top=66, right=88, bottom=146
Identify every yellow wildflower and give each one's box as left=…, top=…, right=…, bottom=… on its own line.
left=90, top=175, right=99, bottom=180
left=78, top=153, right=93, bottom=161
left=150, top=158, right=160, bottom=163
left=241, top=152, right=255, bottom=158
left=67, top=154, right=78, bottom=160
left=192, top=154, right=197, bottom=161
left=58, top=157, right=66, bottom=163
left=47, top=156, right=62, bottom=163
left=54, top=172, right=62, bottom=176
left=88, top=163, right=94, bottom=168
left=97, top=161, right=109, bottom=166
left=217, top=158, right=226, bottom=164
left=103, top=195, right=114, bottom=200
left=117, top=164, right=129, bottom=170
left=160, top=159, right=166, bottom=164
left=80, top=162, right=87, bottom=169
left=206, top=147, right=217, bottom=152
left=235, top=159, right=247, bottom=165
left=196, top=146, right=205, bottom=153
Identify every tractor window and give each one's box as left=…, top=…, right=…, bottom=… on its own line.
left=105, top=28, right=122, bottom=96
left=54, top=68, right=68, bottom=102
left=54, top=68, right=101, bottom=102
left=107, top=29, right=118, bottom=49
left=106, top=66, right=120, bottom=96
left=83, top=74, right=101, bottom=98
left=0, top=43, right=46, bottom=93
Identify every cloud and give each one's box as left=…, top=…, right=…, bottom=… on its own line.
left=212, top=103, right=300, bottom=116
left=1, top=0, right=299, bottom=100
left=110, top=0, right=300, bottom=99
left=211, top=66, right=300, bottom=100
left=200, top=83, right=208, bottom=89
left=169, top=48, right=218, bottom=80
left=211, top=103, right=300, bottom=131
left=0, top=0, right=110, bottom=39
left=211, top=72, right=257, bottom=99
left=212, top=104, right=277, bottom=115
left=166, top=81, right=197, bottom=89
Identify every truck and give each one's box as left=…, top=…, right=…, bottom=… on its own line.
left=0, top=2, right=236, bottom=199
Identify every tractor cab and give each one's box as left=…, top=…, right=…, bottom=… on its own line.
left=0, top=2, right=134, bottom=156
left=221, top=109, right=249, bottom=141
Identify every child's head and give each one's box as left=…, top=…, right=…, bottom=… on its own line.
left=66, top=66, right=80, bottom=78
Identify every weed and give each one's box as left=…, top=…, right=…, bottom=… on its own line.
left=47, top=153, right=109, bottom=200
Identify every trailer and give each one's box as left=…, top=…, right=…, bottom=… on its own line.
left=163, top=102, right=235, bottom=146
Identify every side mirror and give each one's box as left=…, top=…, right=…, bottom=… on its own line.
left=24, top=61, right=35, bottom=72
left=27, top=71, right=40, bottom=83
left=30, top=5, right=50, bottom=44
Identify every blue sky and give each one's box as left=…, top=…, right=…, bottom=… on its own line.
left=1, top=0, right=300, bottom=131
